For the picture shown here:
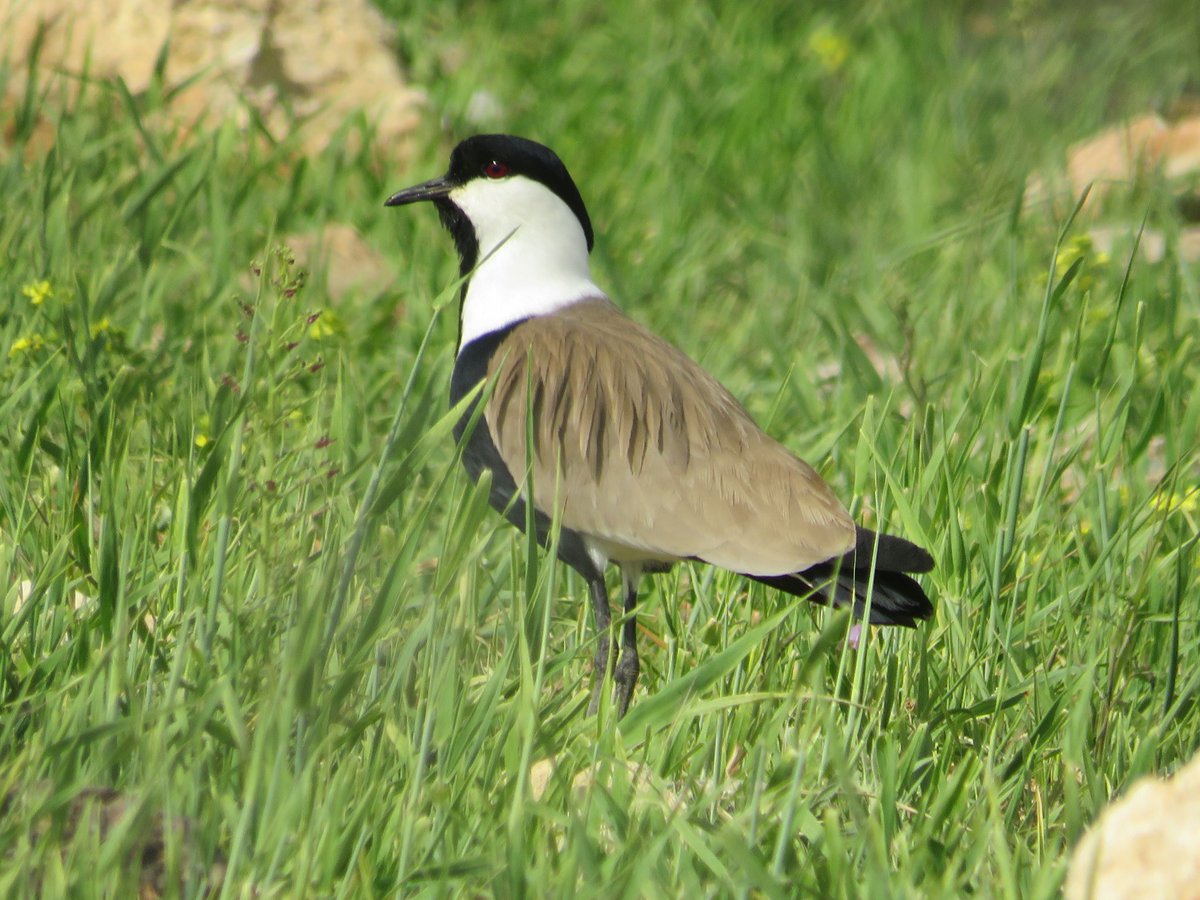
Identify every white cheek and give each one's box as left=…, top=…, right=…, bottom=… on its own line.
left=449, top=176, right=606, bottom=347
left=450, top=177, right=569, bottom=252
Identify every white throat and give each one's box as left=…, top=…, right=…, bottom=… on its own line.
left=450, top=176, right=605, bottom=349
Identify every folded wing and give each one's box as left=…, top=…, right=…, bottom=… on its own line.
left=485, top=299, right=857, bottom=575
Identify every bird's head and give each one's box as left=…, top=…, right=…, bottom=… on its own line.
left=386, top=134, right=595, bottom=277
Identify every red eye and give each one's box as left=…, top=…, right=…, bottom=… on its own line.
left=482, top=160, right=510, bottom=179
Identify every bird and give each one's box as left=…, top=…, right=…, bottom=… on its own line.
left=386, top=134, right=934, bottom=719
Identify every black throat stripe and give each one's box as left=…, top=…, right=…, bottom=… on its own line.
left=434, top=198, right=479, bottom=349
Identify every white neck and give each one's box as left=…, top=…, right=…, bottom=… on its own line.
left=450, top=176, right=605, bottom=349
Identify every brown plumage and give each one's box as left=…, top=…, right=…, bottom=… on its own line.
left=485, top=299, right=857, bottom=575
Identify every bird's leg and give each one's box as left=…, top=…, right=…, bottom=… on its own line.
left=587, top=576, right=612, bottom=716
left=613, top=569, right=642, bottom=719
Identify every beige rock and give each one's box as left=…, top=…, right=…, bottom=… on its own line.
left=1065, top=753, right=1200, bottom=900
left=1179, top=226, right=1200, bottom=263
left=1086, top=224, right=1200, bottom=265
left=283, top=224, right=395, bottom=301
left=1025, top=112, right=1200, bottom=212
left=1066, top=114, right=1168, bottom=200
left=1149, top=116, right=1200, bottom=180
left=1086, top=225, right=1168, bottom=265
left=0, top=0, right=424, bottom=158
left=0, top=0, right=173, bottom=94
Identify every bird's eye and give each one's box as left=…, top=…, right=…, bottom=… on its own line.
left=482, top=160, right=510, bottom=179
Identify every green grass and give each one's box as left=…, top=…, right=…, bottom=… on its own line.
left=2, top=0, right=1199, bottom=895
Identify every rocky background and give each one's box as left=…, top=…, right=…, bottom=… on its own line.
left=2, top=0, right=424, bottom=157
left=2, top=0, right=425, bottom=302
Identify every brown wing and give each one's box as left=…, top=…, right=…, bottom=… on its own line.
left=485, top=299, right=855, bottom=575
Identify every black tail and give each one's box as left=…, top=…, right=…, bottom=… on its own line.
left=748, top=527, right=934, bottom=627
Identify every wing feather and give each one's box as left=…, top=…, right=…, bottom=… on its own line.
left=485, top=299, right=855, bottom=574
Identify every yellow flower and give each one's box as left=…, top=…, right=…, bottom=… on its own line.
left=307, top=309, right=346, bottom=341
left=90, top=317, right=112, bottom=338
left=1153, top=487, right=1199, bottom=518
left=808, top=24, right=850, bottom=75
left=9, top=333, right=46, bottom=357
left=1054, top=233, right=1111, bottom=293
left=195, top=414, right=212, bottom=448
left=1055, top=234, right=1093, bottom=277
left=22, top=280, right=53, bottom=306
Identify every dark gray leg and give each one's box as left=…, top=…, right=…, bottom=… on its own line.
left=613, top=572, right=641, bottom=718
left=587, top=576, right=611, bottom=716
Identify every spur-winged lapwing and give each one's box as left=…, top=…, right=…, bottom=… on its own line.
left=386, top=134, right=934, bottom=718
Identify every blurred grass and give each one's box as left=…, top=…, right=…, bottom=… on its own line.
left=2, top=0, right=1199, bottom=895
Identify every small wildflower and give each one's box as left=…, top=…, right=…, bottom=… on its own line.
left=195, top=414, right=212, bottom=449
left=89, top=317, right=112, bottom=338
left=9, top=333, right=46, bottom=357
left=1153, top=487, right=1199, bottom=519
left=807, top=24, right=850, bottom=74
left=308, top=359, right=325, bottom=374
left=1055, top=233, right=1108, bottom=292
left=847, top=623, right=863, bottom=650
left=1055, top=234, right=1093, bottom=277
left=308, top=309, right=346, bottom=341
left=314, top=436, right=333, bottom=449
left=22, top=279, right=53, bottom=306
left=236, top=330, right=249, bottom=344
